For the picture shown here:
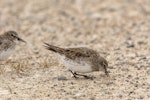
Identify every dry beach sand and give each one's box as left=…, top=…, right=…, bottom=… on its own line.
left=0, top=0, right=150, bottom=100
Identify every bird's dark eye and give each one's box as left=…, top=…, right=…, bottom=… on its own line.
left=11, top=34, right=16, bottom=38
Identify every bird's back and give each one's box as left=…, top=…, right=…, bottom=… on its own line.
left=0, top=36, right=16, bottom=60
left=0, top=37, right=15, bottom=51
left=44, top=43, right=98, bottom=60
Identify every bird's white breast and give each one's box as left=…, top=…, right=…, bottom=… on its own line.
left=59, top=55, right=93, bottom=73
left=0, top=49, right=15, bottom=60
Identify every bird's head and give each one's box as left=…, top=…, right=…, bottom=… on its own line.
left=5, top=31, right=26, bottom=43
left=99, top=57, right=109, bottom=77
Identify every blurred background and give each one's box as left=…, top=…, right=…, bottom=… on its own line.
left=0, top=0, right=149, bottom=43
left=0, top=0, right=149, bottom=60
left=0, top=0, right=149, bottom=55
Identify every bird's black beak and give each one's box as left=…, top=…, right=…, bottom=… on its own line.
left=103, top=63, right=109, bottom=77
left=17, top=37, right=26, bottom=43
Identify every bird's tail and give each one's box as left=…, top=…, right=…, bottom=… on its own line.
left=44, top=42, right=65, bottom=54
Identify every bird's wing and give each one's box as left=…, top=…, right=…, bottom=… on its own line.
left=0, top=38, right=3, bottom=51
left=44, top=43, right=66, bottom=54
left=44, top=43, right=96, bottom=60
left=0, top=40, right=12, bottom=51
left=64, top=48, right=93, bottom=60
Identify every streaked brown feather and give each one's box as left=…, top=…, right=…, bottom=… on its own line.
left=44, top=43, right=109, bottom=76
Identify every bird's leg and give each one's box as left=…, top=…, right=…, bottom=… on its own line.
left=0, top=61, right=5, bottom=74
left=74, top=72, right=93, bottom=79
left=69, top=70, right=78, bottom=78
left=104, top=68, right=109, bottom=77
left=105, top=71, right=109, bottom=77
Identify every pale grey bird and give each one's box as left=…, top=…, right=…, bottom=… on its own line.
left=44, top=43, right=109, bottom=79
left=0, top=31, right=26, bottom=61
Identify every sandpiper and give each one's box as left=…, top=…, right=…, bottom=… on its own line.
left=44, top=43, right=109, bottom=79
left=0, top=31, right=26, bottom=61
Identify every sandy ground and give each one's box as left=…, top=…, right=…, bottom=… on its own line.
left=0, top=0, right=150, bottom=100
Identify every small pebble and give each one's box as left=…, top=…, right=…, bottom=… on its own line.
left=146, top=69, right=150, bottom=74
left=139, top=96, right=144, bottom=99
left=126, top=36, right=132, bottom=40
left=57, top=76, right=67, bottom=81
left=125, top=42, right=135, bottom=48
left=117, top=94, right=123, bottom=98
left=127, top=44, right=135, bottom=48
left=137, top=41, right=145, bottom=45
left=74, top=93, right=85, bottom=97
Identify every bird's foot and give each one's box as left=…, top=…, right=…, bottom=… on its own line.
left=84, top=75, right=94, bottom=80
left=73, top=75, right=79, bottom=79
